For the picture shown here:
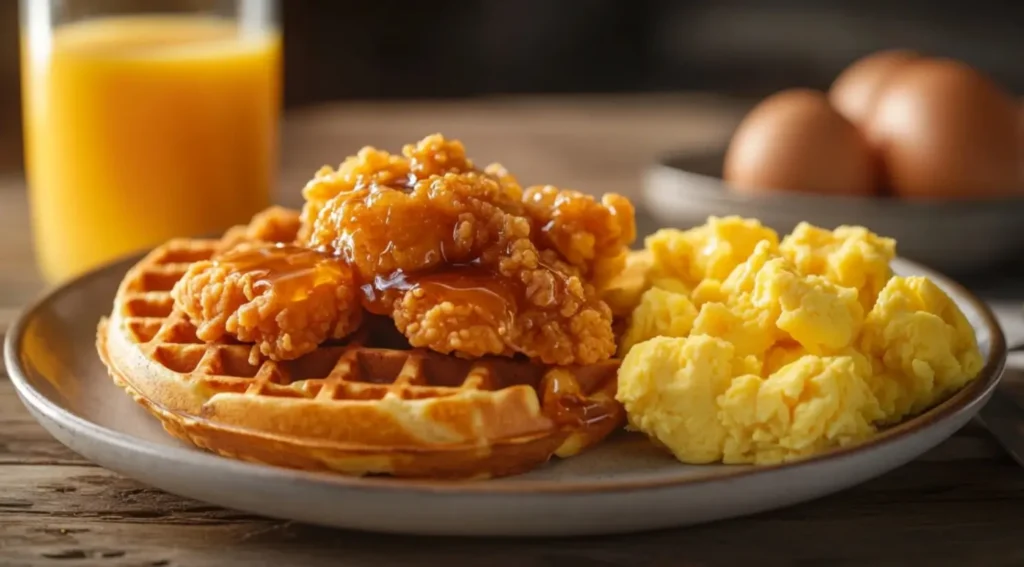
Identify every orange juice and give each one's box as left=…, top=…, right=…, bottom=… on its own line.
left=21, top=15, right=281, bottom=282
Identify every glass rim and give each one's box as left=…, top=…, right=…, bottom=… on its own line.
left=19, top=0, right=280, bottom=31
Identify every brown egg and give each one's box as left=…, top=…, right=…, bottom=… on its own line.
left=865, top=58, right=1023, bottom=198
left=829, top=49, right=922, bottom=127
left=723, top=88, right=877, bottom=196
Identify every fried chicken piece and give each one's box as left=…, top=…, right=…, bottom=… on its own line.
left=390, top=269, right=517, bottom=360
left=521, top=185, right=637, bottom=286
left=302, top=135, right=527, bottom=284
left=218, top=206, right=301, bottom=254
left=391, top=247, right=616, bottom=365
left=299, top=134, right=618, bottom=365
left=311, top=172, right=617, bottom=365
left=170, top=242, right=363, bottom=361
left=308, top=170, right=529, bottom=288
left=502, top=248, right=616, bottom=366
left=297, top=134, right=502, bottom=242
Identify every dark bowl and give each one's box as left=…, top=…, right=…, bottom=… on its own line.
left=642, top=151, right=1024, bottom=276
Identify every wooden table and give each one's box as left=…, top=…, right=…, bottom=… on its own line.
left=2, top=96, right=1024, bottom=566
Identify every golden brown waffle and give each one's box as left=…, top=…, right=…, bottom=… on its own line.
left=96, top=238, right=624, bottom=479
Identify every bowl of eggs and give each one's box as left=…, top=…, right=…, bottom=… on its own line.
left=643, top=50, right=1024, bottom=275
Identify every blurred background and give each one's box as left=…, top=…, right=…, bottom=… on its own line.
left=1, top=0, right=1022, bottom=174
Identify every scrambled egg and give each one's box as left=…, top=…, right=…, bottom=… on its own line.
left=646, top=216, right=780, bottom=289
left=617, top=287, right=697, bottom=355
left=615, top=216, right=985, bottom=465
left=860, top=276, right=985, bottom=422
left=780, top=222, right=896, bottom=312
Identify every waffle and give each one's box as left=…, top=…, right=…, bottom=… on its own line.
left=96, top=238, right=625, bottom=479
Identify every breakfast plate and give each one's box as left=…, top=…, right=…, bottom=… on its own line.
left=5, top=249, right=1006, bottom=537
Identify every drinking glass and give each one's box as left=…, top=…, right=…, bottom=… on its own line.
left=21, top=0, right=281, bottom=282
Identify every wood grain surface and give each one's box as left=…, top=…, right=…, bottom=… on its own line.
left=1, top=96, right=1023, bottom=567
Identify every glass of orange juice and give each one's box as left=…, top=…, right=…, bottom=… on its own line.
left=20, top=0, right=281, bottom=283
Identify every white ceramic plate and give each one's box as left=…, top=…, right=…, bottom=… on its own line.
left=643, top=152, right=1024, bottom=276
left=5, top=252, right=1006, bottom=537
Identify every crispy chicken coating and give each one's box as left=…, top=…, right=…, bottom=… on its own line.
left=301, top=135, right=524, bottom=279
left=298, top=134, right=497, bottom=243
left=390, top=270, right=517, bottom=360
left=300, top=134, right=622, bottom=365
left=218, top=206, right=302, bottom=254
left=308, top=170, right=529, bottom=286
left=170, top=242, right=362, bottom=361
left=391, top=248, right=616, bottom=365
left=521, top=185, right=637, bottom=286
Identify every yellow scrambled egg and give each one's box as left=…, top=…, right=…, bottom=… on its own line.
left=615, top=216, right=985, bottom=466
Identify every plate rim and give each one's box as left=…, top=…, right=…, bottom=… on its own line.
left=4, top=248, right=1007, bottom=496
left=647, top=151, right=1024, bottom=212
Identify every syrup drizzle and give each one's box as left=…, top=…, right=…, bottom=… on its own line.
left=211, top=237, right=611, bottom=428
left=214, top=243, right=349, bottom=300
left=542, top=368, right=616, bottom=427
left=361, top=266, right=517, bottom=333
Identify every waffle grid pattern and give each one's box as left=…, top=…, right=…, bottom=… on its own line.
left=100, top=238, right=625, bottom=478
left=117, top=240, right=570, bottom=405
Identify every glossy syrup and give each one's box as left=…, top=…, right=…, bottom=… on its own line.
left=214, top=243, right=349, bottom=300
left=362, top=265, right=517, bottom=329
left=542, top=368, right=616, bottom=427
